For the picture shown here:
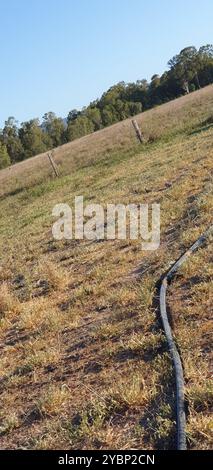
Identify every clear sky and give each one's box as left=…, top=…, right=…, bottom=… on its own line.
left=0, top=0, right=212, bottom=127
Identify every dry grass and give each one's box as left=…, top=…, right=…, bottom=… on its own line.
left=0, top=85, right=212, bottom=198
left=34, top=385, right=70, bottom=418
left=0, top=283, right=20, bottom=319
left=0, top=86, right=212, bottom=449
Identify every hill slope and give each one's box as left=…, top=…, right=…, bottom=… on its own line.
left=0, top=86, right=212, bottom=450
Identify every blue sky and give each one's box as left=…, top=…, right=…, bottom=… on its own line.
left=0, top=0, right=212, bottom=127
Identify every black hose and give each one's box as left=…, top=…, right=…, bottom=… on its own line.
left=159, top=225, right=213, bottom=450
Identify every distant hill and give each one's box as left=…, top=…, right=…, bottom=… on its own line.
left=0, top=86, right=212, bottom=450
left=1, top=44, right=213, bottom=168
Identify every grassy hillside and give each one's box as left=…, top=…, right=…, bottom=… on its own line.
left=0, top=86, right=212, bottom=450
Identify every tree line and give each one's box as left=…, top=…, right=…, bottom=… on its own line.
left=0, top=44, right=213, bottom=169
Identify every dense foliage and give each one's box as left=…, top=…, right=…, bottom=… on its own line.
left=1, top=44, right=212, bottom=168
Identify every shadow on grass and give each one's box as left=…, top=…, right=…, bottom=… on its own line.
left=188, top=122, right=213, bottom=136
left=0, top=186, right=25, bottom=200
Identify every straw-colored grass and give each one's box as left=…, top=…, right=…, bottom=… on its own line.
left=0, top=85, right=212, bottom=449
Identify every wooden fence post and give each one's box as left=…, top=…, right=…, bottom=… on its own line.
left=47, top=152, right=59, bottom=177
left=132, top=119, right=144, bottom=143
